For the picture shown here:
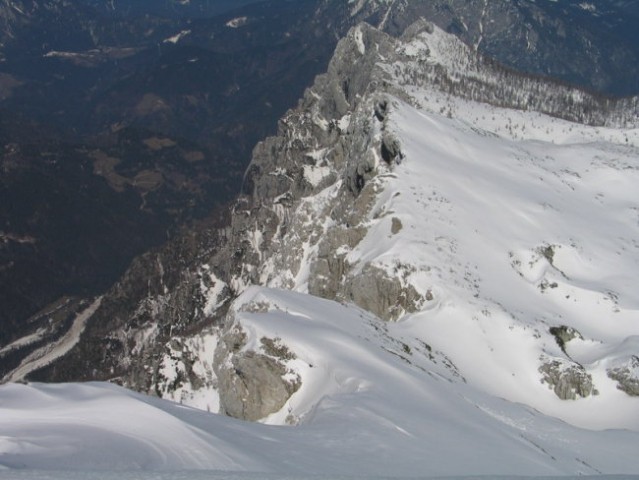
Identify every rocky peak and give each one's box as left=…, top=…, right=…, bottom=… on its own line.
left=326, top=0, right=639, bottom=96
left=29, top=20, right=431, bottom=400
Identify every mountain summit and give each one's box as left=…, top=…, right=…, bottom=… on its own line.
left=342, top=0, right=639, bottom=95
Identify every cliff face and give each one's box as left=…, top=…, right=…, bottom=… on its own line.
left=32, top=21, right=406, bottom=400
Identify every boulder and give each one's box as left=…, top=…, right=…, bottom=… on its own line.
left=607, top=356, right=639, bottom=396
left=539, top=358, right=595, bottom=400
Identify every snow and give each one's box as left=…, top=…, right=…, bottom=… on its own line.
left=225, top=17, right=248, bottom=29
left=349, top=0, right=367, bottom=17
left=2, top=289, right=639, bottom=475
left=2, top=474, right=637, bottom=480
left=156, top=329, right=220, bottom=412
left=579, top=2, right=597, bottom=13
left=353, top=25, right=366, bottom=55
left=200, top=265, right=228, bottom=316
left=302, top=164, right=332, bottom=188
left=349, top=0, right=392, bottom=17
left=2, top=298, right=102, bottom=383
left=0, top=382, right=256, bottom=472
left=339, top=92, right=639, bottom=431
left=163, top=30, right=191, bottom=45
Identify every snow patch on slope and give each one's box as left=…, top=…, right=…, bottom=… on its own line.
left=3, top=298, right=102, bottom=383
left=163, top=30, right=191, bottom=44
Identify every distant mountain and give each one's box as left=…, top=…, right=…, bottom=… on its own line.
left=344, top=0, right=639, bottom=96
left=79, top=0, right=268, bottom=18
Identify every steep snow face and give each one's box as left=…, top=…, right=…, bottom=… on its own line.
left=342, top=95, right=639, bottom=430
left=361, top=26, right=639, bottom=430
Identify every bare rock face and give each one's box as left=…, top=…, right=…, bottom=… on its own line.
left=539, top=358, right=596, bottom=400
left=344, top=264, right=424, bottom=322
left=309, top=226, right=367, bottom=300
left=607, top=356, right=639, bottom=397
left=213, top=319, right=300, bottom=421
left=549, top=325, right=583, bottom=354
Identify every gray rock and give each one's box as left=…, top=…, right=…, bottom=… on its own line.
left=309, top=226, right=367, bottom=300
left=381, top=133, right=404, bottom=164
left=391, top=217, right=403, bottom=235
left=344, top=264, right=425, bottom=322
left=607, top=356, right=639, bottom=396
left=539, top=358, right=596, bottom=400
left=549, top=325, right=583, bottom=354
left=214, top=321, right=300, bottom=421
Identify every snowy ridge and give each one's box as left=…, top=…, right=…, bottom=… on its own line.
left=199, top=19, right=639, bottom=436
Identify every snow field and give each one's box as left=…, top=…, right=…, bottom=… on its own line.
left=329, top=89, right=639, bottom=430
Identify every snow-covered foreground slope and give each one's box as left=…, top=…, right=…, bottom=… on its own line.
left=1, top=290, right=639, bottom=475
left=2, top=285, right=639, bottom=476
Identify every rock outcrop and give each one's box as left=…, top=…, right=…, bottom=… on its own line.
left=539, top=358, right=596, bottom=400
left=549, top=325, right=584, bottom=355
left=213, top=321, right=300, bottom=421
left=608, top=356, right=639, bottom=397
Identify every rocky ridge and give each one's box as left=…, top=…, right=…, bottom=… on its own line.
left=339, top=0, right=639, bottom=96
left=24, top=18, right=639, bottom=422
left=4, top=0, right=639, bottom=392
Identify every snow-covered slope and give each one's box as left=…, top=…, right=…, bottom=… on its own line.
left=3, top=20, right=639, bottom=477
left=379, top=94, right=639, bottom=430
left=208, top=21, right=639, bottom=431
left=2, top=286, right=639, bottom=476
